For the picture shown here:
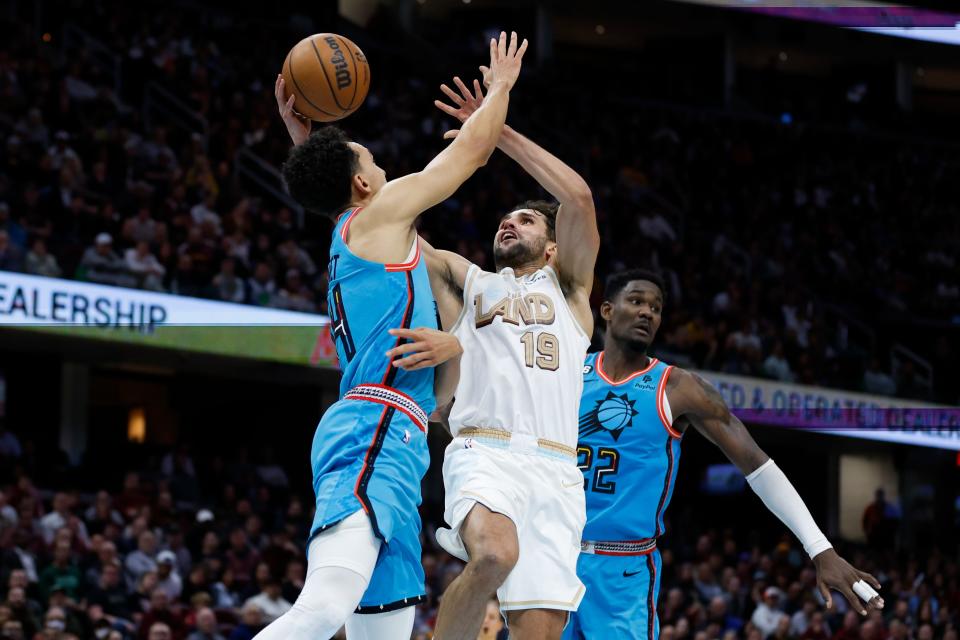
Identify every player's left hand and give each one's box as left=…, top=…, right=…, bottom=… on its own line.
left=386, top=327, right=463, bottom=370
left=813, top=548, right=884, bottom=616
left=435, top=76, right=485, bottom=140
left=275, top=74, right=312, bottom=146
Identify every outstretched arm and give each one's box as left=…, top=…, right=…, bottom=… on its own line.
left=435, top=78, right=599, bottom=293
left=361, top=32, right=527, bottom=233
left=668, top=368, right=884, bottom=615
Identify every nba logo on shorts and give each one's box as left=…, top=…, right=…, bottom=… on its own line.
left=403, top=429, right=411, bottom=444
left=463, top=437, right=474, bottom=449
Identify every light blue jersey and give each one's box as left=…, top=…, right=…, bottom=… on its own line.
left=326, top=206, right=436, bottom=413
left=565, top=351, right=682, bottom=640
left=309, top=206, right=438, bottom=611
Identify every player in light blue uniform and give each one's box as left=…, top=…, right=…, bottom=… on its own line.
left=565, top=270, right=884, bottom=640
left=259, top=33, right=527, bottom=640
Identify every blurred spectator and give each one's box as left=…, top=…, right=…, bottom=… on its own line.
left=862, top=358, right=896, bottom=396
left=275, top=269, right=315, bottom=313
left=155, top=551, right=183, bottom=602
left=801, top=612, right=829, bottom=640
left=80, top=233, right=135, bottom=287
left=37, top=541, right=81, bottom=602
left=833, top=610, right=861, bottom=640
left=190, top=193, right=222, bottom=235
left=87, top=561, right=133, bottom=621
left=138, top=589, right=185, bottom=640
left=4, top=585, right=40, bottom=638
left=123, top=206, right=167, bottom=246
left=0, top=231, right=23, bottom=272
left=170, top=255, right=206, bottom=298
left=752, top=587, right=788, bottom=639
left=275, top=237, right=316, bottom=278
left=762, top=341, right=794, bottom=382
left=862, top=489, right=899, bottom=550
left=126, top=531, right=159, bottom=590
left=242, top=580, right=290, bottom=625
left=0, top=422, right=22, bottom=460
left=23, top=239, right=62, bottom=278
left=125, top=240, right=167, bottom=291
left=227, top=603, right=262, bottom=640
left=186, top=607, right=225, bottom=640
left=39, top=494, right=89, bottom=549
left=246, top=262, right=276, bottom=307
left=212, top=258, right=245, bottom=303
left=0, top=203, right=27, bottom=249
left=47, top=132, right=80, bottom=172
left=148, top=621, right=174, bottom=640
left=84, top=491, right=125, bottom=537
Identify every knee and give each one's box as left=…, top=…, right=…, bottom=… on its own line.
left=470, top=545, right=519, bottom=585
left=289, top=596, right=356, bottom=634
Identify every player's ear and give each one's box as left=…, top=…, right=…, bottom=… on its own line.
left=600, top=300, right=613, bottom=322
left=544, top=241, right=557, bottom=262
left=352, top=173, right=371, bottom=196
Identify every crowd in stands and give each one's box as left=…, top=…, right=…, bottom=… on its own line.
left=0, top=7, right=957, bottom=408
left=0, top=427, right=957, bottom=640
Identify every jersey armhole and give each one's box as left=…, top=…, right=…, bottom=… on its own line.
left=657, top=365, right=683, bottom=439
left=542, top=265, right=591, bottom=343
left=448, top=264, right=479, bottom=334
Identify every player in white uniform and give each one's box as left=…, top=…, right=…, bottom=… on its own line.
left=422, top=76, right=600, bottom=639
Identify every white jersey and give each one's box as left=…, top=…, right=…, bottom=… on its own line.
left=448, top=264, right=591, bottom=449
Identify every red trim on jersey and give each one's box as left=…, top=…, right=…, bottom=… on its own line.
left=646, top=554, right=658, bottom=640
left=339, top=206, right=363, bottom=243
left=656, top=365, right=682, bottom=438
left=354, top=404, right=390, bottom=516
left=384, top=238, right=421, bottom=272
left=596, top=351, right=659, bottom=385
left=382, top=272, right=415, bottom=384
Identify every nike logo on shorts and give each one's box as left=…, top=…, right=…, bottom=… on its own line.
left=623, top=570, right=642, bottom=578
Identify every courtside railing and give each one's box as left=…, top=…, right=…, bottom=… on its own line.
left=143, top=82, right=209, bottom=150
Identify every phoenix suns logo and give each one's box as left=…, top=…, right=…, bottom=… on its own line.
left=579, top=391, right=639, bottom=441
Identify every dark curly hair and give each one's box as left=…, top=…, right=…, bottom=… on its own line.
left=506, top=199, right=559, bottom=241
left=604, top=268, right=666, bottom=303
left=281, top=126, right=358, bottom=217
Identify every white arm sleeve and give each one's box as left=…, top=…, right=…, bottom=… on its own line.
left=746, top=459, right=833, bottom=558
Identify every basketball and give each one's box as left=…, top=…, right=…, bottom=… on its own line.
left=280, top=33, right=370, bottom=122
left=596, top=397, right=635, bottom=431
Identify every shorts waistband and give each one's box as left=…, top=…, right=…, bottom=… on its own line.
left=457, top=426, right=577, bottom=461
left=343, top=384, right=428, bottom=433
left=581, top=538, right=658, bottom=556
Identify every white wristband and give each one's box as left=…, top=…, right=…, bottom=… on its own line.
left=746, top=459, right=833, bottom=559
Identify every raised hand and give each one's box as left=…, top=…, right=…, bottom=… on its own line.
left=435, top=76, right=486, bottom=140
left=275, top=74, right=312, bottom=147
left=484, top=31, right=528, bottom=91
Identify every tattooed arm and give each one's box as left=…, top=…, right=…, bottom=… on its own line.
left=666, top=369, right=768, bottom=473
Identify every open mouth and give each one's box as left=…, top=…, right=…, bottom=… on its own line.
left=499, top=231, right=517, bottom=243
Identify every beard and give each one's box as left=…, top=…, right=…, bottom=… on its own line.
left=493, top=235, right=548, bottom=269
